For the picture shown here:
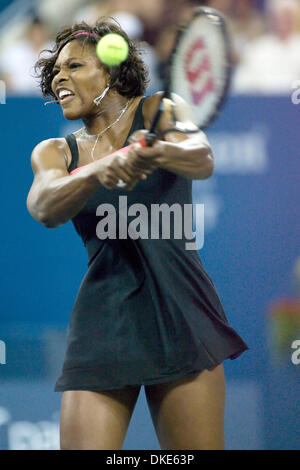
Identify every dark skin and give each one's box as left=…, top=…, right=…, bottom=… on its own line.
left=27, top=40, right=213, bottom=227
left=27, top=39, right=225, bottom=450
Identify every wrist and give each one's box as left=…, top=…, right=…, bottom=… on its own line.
left=157, top=140, right=181, bottom=168
left=74, top=161, right=101, bottom=189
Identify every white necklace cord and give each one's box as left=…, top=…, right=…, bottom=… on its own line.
left=90, top=99, right=131, bottom=161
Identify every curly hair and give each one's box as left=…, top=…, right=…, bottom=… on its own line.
left=35, top=18, right=149, bottom=100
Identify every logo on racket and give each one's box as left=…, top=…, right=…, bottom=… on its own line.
left=184, top=38, right=215, bottom=106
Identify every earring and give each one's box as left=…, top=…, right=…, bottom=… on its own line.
left=93, top=85, right=110, bottom=106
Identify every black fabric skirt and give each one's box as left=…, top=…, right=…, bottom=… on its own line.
left=55, top=235, right=248, bottom=392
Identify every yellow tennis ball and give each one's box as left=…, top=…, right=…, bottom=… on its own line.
left=96, top=33, right=129, bottom=66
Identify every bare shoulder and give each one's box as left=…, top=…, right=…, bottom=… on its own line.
left=30, top=137, right=71, bottom=173
left=31, top=137, right=68, bottom=158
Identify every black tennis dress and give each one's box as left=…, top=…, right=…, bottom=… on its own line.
left=55, top=97, right=248, bottom=392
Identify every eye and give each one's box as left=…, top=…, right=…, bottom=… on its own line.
left=70, top=63, right=82, bottom=69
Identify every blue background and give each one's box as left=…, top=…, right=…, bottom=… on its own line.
left=0, top=95, right=299, bottom=449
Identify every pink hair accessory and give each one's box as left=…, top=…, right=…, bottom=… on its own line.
left=74, top=32, right=95, bottom=38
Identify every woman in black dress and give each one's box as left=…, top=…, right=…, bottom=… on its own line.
left=27, top=19, right=248, bottom=450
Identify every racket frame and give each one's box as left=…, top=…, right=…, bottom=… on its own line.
left=147, top=5, right=232, bottom=145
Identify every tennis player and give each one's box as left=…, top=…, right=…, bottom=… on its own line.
left=27, top=19, right=248, bottom=450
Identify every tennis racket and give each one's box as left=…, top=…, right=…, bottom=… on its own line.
left=70, top=6, right=232, bottom=177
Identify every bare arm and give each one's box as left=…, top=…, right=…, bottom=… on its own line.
left=27, top=138, right=148, bottom=228
left=125, top=93, right=214, bottom=180
left=130, top=133, right=214, bottom=180
left=26, top=139, right=101, bottom=228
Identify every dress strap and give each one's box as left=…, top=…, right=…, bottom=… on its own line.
left=123, top=96, right=147, bottom=145
left=65, top=134, right=79, bottom=172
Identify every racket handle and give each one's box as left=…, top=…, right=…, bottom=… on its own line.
left=69, top=138, right=149, bottom=176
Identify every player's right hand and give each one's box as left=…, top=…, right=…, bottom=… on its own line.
left=92, top=152, right=147, bottom=190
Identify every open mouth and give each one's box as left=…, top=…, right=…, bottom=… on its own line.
left=57, top=88, right=75, bottom=104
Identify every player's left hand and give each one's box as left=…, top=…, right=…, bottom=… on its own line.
left=126, top=130, right=164, bottom=174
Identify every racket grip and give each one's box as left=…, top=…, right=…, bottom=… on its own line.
left=69, top=138, right=148, bottom=175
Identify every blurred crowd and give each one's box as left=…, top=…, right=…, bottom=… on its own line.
left=0, top=0, right=300, bottom=96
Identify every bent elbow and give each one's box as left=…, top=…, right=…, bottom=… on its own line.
left=38, top=209, right=61, bottom=228
left=36, top=213, right=59, bottom=229
left=27, top=200, right=57, bottom=229
left=41, top=218, right=58, bottom=229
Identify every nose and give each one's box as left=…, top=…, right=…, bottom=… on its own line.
left=52, top=68, right=69, bottom=92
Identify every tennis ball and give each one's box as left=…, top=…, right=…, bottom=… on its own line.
left=96, top=33, right=129, bottom=66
